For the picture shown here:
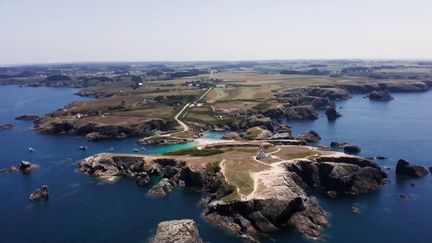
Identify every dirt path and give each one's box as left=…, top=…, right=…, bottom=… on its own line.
left=173, top=103, right=190, bottom=132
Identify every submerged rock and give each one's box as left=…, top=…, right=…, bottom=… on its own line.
left=150, top=219, right=203, bottom=243
left=15, top=114, right=40, bottom=121
left=0, top=124, right=14, bottom=130
left=29, top=185, right=49, bottom=201
left=368, top=90, right=394, bottom=101
left=395, top=159, right=429, bottom=178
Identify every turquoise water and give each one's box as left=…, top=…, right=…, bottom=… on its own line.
left=1, top=85, right=432, bottom=243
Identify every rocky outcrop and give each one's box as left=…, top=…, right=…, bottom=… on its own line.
left=337, top=83, right=377, bottom=94
left=262, top=104, right=319, bottom=120
left=325, top=107, right=342, bottom=120
left=34, top=117, right=173, bottom=140
left=295, top=130, right=321, bottom=143
left=286, top=155, right=387, bottom=197
left=0, top=124, right=13, bottom=130
left=138, top=136, right=191, bottom=145
left=85, top=132, right=109, bottom=141
left=15, top=114, right=40, bottom=121
left=150, top=219, right=203, bottom=243
left=29, top=185, right=49, bottom=201
left=368, top=90, right=394, bottom=101
left=395, top=159, right=429, bottom=178
left=78, top=154, right=161, bottom=182
left=304, top=87, right=351, bottom=100
left=379, top=82, right=430, bottom=93
left=148, top=178, right=175, bottom=197
left=204, top=158, right=330, bottom=240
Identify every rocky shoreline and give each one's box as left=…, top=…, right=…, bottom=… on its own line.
left=77, top=147, right=388, bottom=241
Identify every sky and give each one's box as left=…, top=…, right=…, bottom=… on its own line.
left=0, top=0, right=431, bottom=65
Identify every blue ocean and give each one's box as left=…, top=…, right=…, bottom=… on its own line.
left=0, top=85, right=431, bottom=243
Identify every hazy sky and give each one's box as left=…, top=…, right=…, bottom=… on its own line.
left=1, top=0, right=431, bottom=64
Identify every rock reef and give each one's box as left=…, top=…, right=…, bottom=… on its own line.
left=29, top=185, right=49, bottom=201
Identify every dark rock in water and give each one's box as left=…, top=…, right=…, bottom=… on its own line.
left=0, top=124, right=14, bottom=130
left=15, top=114, right=40, bottom=121
left=399, top=194, right=408, bottom=200
left=135, top=172, right=150, bottom=186
left=368, top=90, right=394, bottom=101
left=343, top=144, right=361, bottom=154
left=376, top=156, right=388, bottom=160
left=147, top=178, right=174, bottom=197
left=29, top=185, right=49, bottom=201
left=330, top=141, right=348, bottom=148
left=295, top=130, right=321, bottom=143
left=395, top=159, right=429, bottom=178
left=150, top=219, right=203, bottom=243
left=325, top=107, right=342, bottom=120
left=429, top=166, right=432, bottom=173
left=19, top=160, right=39, bottom=173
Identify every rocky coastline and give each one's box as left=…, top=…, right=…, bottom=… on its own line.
left=77, top=147, right=388, bottom=241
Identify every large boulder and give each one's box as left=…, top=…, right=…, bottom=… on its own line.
left=150, top=219, right=203, bottom=243
left=29, top=185, right=49, bottom=201
left=395, top=159, right=429, bottom=178
left=295, top=130, right=321, bottom=143
left=368, top=90, right=394, bottom=101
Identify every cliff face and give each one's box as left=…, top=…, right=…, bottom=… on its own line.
left=34, top=116, right=173, bottom=139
